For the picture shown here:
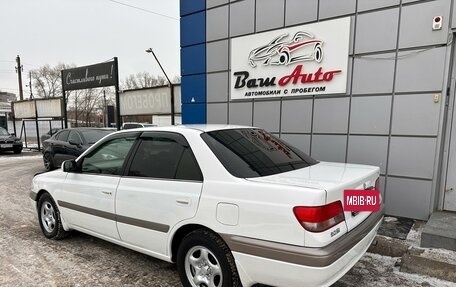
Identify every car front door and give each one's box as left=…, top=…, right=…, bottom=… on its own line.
left=57, top=133, right=138, bottom=239
left=115, top=132, right=203, bottom=256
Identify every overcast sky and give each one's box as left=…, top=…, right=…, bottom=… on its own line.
left=0, top=0, right=180, bottom=97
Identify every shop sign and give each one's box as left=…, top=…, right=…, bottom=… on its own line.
left=120, top=85, right=181, bottom=116
left=230, top=17, right=351, bottom=100
left=62, top=61, right=116, bottom=91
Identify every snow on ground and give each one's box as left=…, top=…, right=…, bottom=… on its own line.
left=405, top=222, right=423, bottom=246
left=0, top=153, right=42, bottom=161
left=383, top=217, right=398, bottom=223
left=335, top=253, right=456, bottom=287
left=420, top=248, right=456, bottom=266
left=405, top=221, right=456, bottom=265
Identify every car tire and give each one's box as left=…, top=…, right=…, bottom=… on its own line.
left=43, top=153, right=55, bottom=171
left=177, top=229, right=241, bottom=287
left=37, top=193, right=69, bottom=240
left=13, top=147, right=22, bottom=154
left=314, top=43, right=323, bottom=63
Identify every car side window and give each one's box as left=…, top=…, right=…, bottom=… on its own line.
left=81, top=136, right=136, bottom=175
left=128, top=135, right=202, bottom=181
left=68, top=131, right=82, bottom=145
left=56, top=130, right=69, bottom=142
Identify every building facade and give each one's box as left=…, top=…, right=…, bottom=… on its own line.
left=179, top=0, right=456, bottom=220
left=0, top=92, right=16, bottom=129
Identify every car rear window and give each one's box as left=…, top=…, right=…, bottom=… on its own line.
left=123, top=124, right=142, bottom=129
left=56, top=130, right=69, bottom=141
left=81, top=130, right=114, bottom=144
left=128, top=136, right=202, bottom=181
left=201, top=128, right=318, bottom=178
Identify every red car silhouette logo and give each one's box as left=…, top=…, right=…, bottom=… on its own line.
left=248, top=31, right=323, bottom=68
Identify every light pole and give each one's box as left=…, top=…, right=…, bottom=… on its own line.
left=25, top=71, right=33, bottom=99
left=145, top=48, right=175, bottom=125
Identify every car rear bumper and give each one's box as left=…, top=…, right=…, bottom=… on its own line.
left=222, top=206, right=384, bottom=287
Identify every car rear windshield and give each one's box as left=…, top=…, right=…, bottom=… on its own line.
left=81, top=130, right=114, bottom=144
left=123, top=124, right=142, bottom=129
left=201, top=128, right=318, bottom=178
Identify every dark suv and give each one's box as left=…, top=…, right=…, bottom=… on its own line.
left=0, top=127, right=23, bottom=154
left=42, top=128, right=114, bottom=171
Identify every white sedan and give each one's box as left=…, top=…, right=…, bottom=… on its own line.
left=30, top=125, right=384, bottom=287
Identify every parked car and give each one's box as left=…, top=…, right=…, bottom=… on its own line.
left=0, top=127, right=23, bottom=154
left=31, top=125, right=383, bottom=287
left=121, top=122, right=157, bottom=130
left=40, top=128, right=62, bottom=144
left=42, top=128, right=114, bottom=171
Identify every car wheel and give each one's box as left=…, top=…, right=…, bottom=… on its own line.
left=37, top=193, right=69, bottom=240
left=177, top=229, right=241, bottom=287
left=43, top=153, right=55, bottom=171
left=314, top=43, right=323, bottom=63
left=13, top=147, right=22, bottom=154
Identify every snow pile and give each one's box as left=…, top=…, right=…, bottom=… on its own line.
left=0, top=154, right=42, bottom=162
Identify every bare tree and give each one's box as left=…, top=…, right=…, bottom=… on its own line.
left=32, top=63, right=74, bottom=98
left=121, top=72, right=169, bottom=90
left=172, top=75, right=181, bottom=84
left=67, top=88, right=108, bottom=127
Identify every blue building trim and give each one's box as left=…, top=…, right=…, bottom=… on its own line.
left=180, top=1, right=206, bottom=124
left=181, top=44, right=206, bottom=76
left=181, top=11, right=206, bottom=47
left=182, top=103, right=206, bottom=124
left=180, top=0, right=205, bottom=17
left=181, top=74, right=206, bottom=104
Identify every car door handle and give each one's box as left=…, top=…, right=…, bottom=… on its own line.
left=101, top=190, right=112, bottom=195
left=176, top=199, right=190, bottom=205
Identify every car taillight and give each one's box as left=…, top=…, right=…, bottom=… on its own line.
left=293, top=201, right=345, bottom=232
left=375, top=177, right=380, bottom=190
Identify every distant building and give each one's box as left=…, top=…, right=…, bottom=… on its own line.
left=0, top=91, right=16, bottom=129
left=0, top=91, right=16, bottom=103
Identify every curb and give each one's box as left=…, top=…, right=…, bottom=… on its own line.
left=368, top=235, right=456, bottom=283
left=400, top=253, right=456, bottom=283
left=368, top=235, right=409, bottom=257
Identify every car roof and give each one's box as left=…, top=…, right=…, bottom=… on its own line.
left=183, top=124, right=253, bottom=132
left=60, top=128, right=115, bottom=131
left=115, top=124, right=255, bottom=134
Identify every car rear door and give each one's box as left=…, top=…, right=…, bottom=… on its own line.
left=66, top=130, right=84, bottom=160
left=115, top=131, right=203, bottom=256
left=52, top=130, right=69, bottom=166
left=57, top=133, right=138, bottom=239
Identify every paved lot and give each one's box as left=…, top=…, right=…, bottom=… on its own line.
left=0, top=152, right=453, bottom=287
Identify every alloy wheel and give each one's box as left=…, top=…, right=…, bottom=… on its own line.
left=184, top=245, right=223, bottom=287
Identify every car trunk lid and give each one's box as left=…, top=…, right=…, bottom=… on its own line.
left=247, top=161, right=380, bottom=235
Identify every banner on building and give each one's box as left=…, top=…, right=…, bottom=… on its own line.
left=230, top=17, right=351, bottom=100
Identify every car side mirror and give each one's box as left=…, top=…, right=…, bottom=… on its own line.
left=62, top=160, right=78, bottom=172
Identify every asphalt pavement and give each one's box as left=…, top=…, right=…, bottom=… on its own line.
left=0, top=152, right=453, bottom=287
